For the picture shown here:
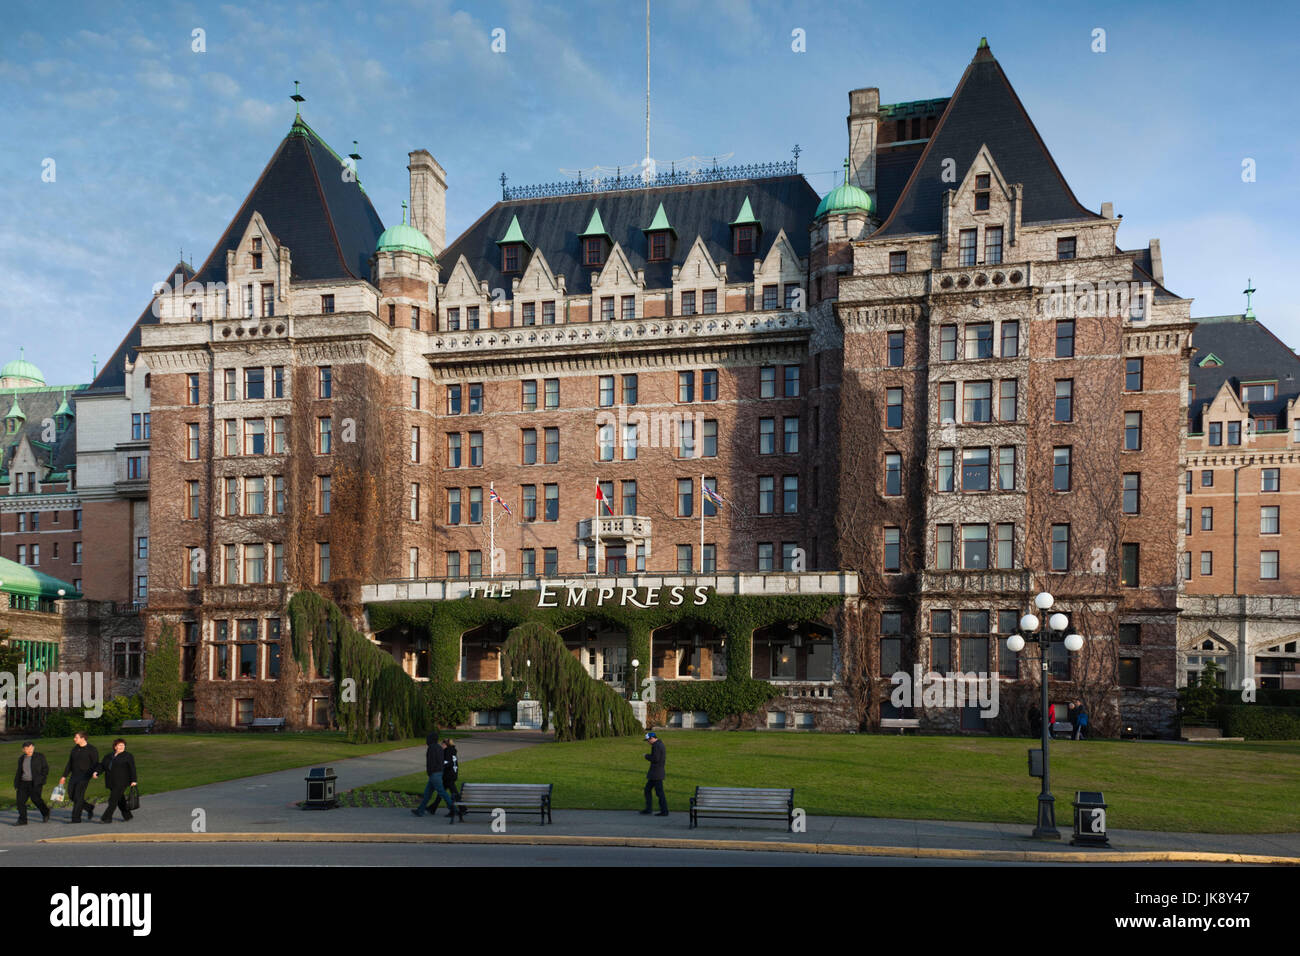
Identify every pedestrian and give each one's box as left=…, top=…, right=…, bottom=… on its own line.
left=1027, top=705, right=1041, bottom=739
left=57, top=732, right=99, bottom=824
left=1074, top=701, right=1089, bottom=740
left=13, top=741, right=50, bottom=826
left=430, top=737, right=459, bottom=812
left=93, top=738, right=137, bottom=824
left=639, top=731, right=668, bottom=817
left=411, top=730, right=456, bottom=822
left=1066, top=699, right=1077, bottom=735
left=1047, top=703, right=1057, bottom=739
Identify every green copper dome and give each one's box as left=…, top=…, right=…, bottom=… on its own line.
left=1, top=357, right=44, bottom=385
left=376, top=222, right=435, bottom=258
left=815, top=182, right=874, bottom=218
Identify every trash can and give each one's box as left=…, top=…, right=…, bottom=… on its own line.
left=1071, top=790, right=1108, bottom=846
left=304, top=767, right=337, bottom=810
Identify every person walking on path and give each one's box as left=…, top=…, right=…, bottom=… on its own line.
left=430, top=737, right=459, bottom=813
left=1074, top=700, right=1089, bottom=740
left=639, top=731, right=668, bottom=817
left=58, top=733, right=99, bottom=824
left=411, top=730, right=456, bottom=822
left=13, top=741, right=50, bottom=826
left=93, top=738, right=137, bottom=824
left=1047, top=703, right=1057, bottom=739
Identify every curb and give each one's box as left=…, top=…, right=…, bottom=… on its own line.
left=38, top=832, right=1300, bottom=864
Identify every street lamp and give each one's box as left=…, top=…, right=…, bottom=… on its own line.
left=630, top=658, right=641, bottom=701
left=1008, top=591, right=1083, bottom=839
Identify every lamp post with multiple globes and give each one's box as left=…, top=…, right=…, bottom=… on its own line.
left=1006, top=591, right=1083, bottom=839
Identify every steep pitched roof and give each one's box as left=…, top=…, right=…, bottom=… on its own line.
left=438, top=175, right=820, bottom=296
left=873, top=41, right=1099, bottom=238
left=0, top=385, right=84, bottom=479
left=1189, top=315, right=1300, bottom=431
left=86, top=262, right=193, bottom=392
left=190, top=116, right=385, bottom=286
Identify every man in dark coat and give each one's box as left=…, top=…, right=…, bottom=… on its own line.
left=639, top=731, right=668, bottom=816
left=93, top=738, right=137, bottom=823
left=430, top=737, right=459, bottom=812
left=13, top=741, right=50, bottom=825
left=411, top=731, right=456, bottom=822
left=58, top=733, right=99, bottom=824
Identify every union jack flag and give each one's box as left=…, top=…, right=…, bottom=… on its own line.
left=701, top=481, right=726, bottom=508
left=489, top=486, right=512, bottom=515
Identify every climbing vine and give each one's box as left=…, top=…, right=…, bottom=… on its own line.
left=289, top=590, right=429, bottom=742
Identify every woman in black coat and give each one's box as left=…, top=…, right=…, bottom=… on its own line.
left=93, top=739, right=137, bottom=824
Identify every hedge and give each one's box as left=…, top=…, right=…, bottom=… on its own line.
left=1217, top=705, right=1300, bottom=740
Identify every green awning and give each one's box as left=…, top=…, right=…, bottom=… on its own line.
left=0, top=555, right=81, bottom=599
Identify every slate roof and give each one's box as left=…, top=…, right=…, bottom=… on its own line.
left=0, top=384, right=84, bottom=480
left=438, top=175, right=822, bottom=297
left=88, top=263, right=193, bottom=392
left=873, top=42, right=1099, bottom=239
left=1189, top=315, right=1300, bottom=431
left=190, top=116, right=385, bottom=286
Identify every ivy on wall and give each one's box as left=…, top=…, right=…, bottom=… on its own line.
left=289, top=591, right=430, bottom=742
left=367, top=588, right=842, bottom=723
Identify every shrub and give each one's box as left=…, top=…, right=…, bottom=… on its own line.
left=1218, top=705, right=1300, bottom=740
left=658, top=677, right=781, bottom=725
left=140, top=626, right=186, bottom=729
left=91, top=695, right=142, bottom=734
left=40, top=711, right=92, bottom=738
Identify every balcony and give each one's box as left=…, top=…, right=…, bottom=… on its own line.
left=579, top=515, right=653, bottom=541
left=920, top=569, right=1032, bottom=596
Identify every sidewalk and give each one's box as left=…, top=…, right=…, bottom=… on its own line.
left=5, top=736, right=1297, bottom=863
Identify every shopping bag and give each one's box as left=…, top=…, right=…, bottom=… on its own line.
left=125, top=785, right=140, bottom=811
left=50, top=784, right=66, bottom=804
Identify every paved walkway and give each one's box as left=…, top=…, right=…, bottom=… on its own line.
left=4, top=733, right=1296, bottom=863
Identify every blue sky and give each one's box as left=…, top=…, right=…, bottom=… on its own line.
left=2, top=0, right=1297, bottom=386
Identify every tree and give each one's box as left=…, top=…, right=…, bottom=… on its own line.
left=139, top=624, right=186, bottom=729
left=1179, top=658, right=1221, bottom=723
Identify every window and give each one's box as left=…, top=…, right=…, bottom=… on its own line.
left=1262, top=551, right=1280, bottom=579
left=1227, top=420, right=1241, bottom=445
left=224, top=477, right=239, bottom=516
left=889, top=251, right=907, bottom=273
left=186, top=480, right=200, bottom=519
left=1121, top=543, right=1140, bottom=586
left=965, top=323, right=994, bottom=359
left=1208, top=422, right=1222, bottom=446
left=519, top=380, right=538, bottom=412
left=1051, top=525, right=1070, bottom=572
left=678, top=371, right=695, bottom=403
left=964, top=381, right=991, bottom=422
left=1054, top=380, right=1073, bottom=422
left=676, top=545, right=693, bottom=573
left=469, top=432, right=483, bottom=467
left=187, top=373, right=200, bottom=404
left=544, top=484, right=558, bottom=521
left=409, top=483, right=420, bottom=520
left=243, top=419, right=265, bottom=456
left=1263, top=468, right=1280, bottom=492
left=1053, top=447, right=1071, bottom=492
left=598, top=423, right=615, bottom=461
left=757, top=543, right=775, bottom=571
left=1201, top=507, right=1213, bottom=531
left=888, top=331, right=904, bottom=367
left=885, top=453, right=901, bottom=496
left=935, top=525, right=953, bottom=569
left=1123, top=473, right=1140, bottom=514
left=1185, top=507, right=1193, bottom=535
left=1182, top=552, right=1192, bottom=580
left=622, top=480, right=638, bottom=516
left=447, top=385, right=462, bottom=415
left=544, top=427, right=559, bottom=463
left=131, top=413, right=143, bottom=440
left=447, top=307, right=461, bottom=331
left=995, top=523, right=1014, bottom=569
left=677, top=479, right=693, bottom=517
left=784, top=366, right=800, bottom=397
left=468, top=487, right=483, bottom=524
left=1057, top=237, right=1076, bottom=260
left=317, top=475, right=331, bottom=514
left=702, top=290, right=717, bottom=314
left=984, top=225, right=1002, bottom=264
left=271, top=366, right=284, bottom=398
left=599, top=376, right=615, bottom=407
left=762, top=285, right=778, bottom=311
left=1242, top=382, right=1276, bottom=402
left=758, top=418, right=775, bottom=455
left=520, top=485, right=535, bottom=521
left=447, top=432, right=464, bottom=468
left=446, top=552, right=461, bottom=577
left=734, top=225, right=755, bottom=255
left=464, top=383, right=482, bottom=414
left=544, top=378, right=559, bottom=409
left=241, top=476, right=265, bottom=516
left=520, top=302, right=536, bottom=326
left=584, top=237, right=604, bottom=267
left=223, top=368, right=237, bottom=401
left=321, top=294, right=335, bottom=314
left=410, top=426, right=421, bottom=463
left=958, top=228, right=977, bottom=266
left=467, top=551, right=483, bottom=578
left=135, top=536, right=148, bottom=560
left=1118, top=658, right=1141, bottom=688
left=1054, top=320, right=1075, bottom=358
left=939, top=383, right=956, bottom=422
left=1201, top=551, right=1213, bottom=575
left=999, top=380, right=1017, bottom=421
left=543, top=548, right=558, bottom=576
left=940, top=325, right=958, bottom=361
left=883, top=527, right=900, bottom=572
left=702, top=420, right=718, bottom=457
left=758, top=476, right=774, bottom=514
left=935, top=449, right=956, bottom=492
left=601, top=297, right=615, bottom=321
left=681, top=291, right=696, bottom=316
left=1202, top=470, right=1214, bottom=487
left=650, top=232, right=668, bottom=262
left=759, top=366, right=776, bottom=398
left=701, top=369, right=719, bottom=402
left=317, top=417, right=332, bottom=454
left=222, top=419, right=238, bottom=456
left=621, top=374, right=638, bottom=405
left=187, top=423, right=200, bottom=460
left=961, top=524, right=988, bottom=569
left=1126, top=358, right=1143, bottom=391
left=1000, top=321, right=1019, bottom=358
left=1262, top=506, right=1279, bottom=534
left=623, top=422, right=638, bottom=460
left=1125, top=411, right=1142, bottom=450
left=542, top=301, right=556, bottom=325
left=886, top=388, right=903, bottom=429
left=467, top=306, right=480, bottom=330
left=780, top=417, right=798, bottom=455
left=503, top=244, right=520, bottom=273
left=963, top=447, right=991, bottom=492
left=516, top=429, right=534, bottom=466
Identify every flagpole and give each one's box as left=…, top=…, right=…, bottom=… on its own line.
left=699, top=474, right=705, bottom=573
left=594, top=480, right=601, bottom=574
left=489, top=481, right=496, bottom=577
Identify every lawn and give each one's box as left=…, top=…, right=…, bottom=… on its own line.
left=0, top=732, right=424, bottom=811
left=361, top=732, right=1300, bottom=833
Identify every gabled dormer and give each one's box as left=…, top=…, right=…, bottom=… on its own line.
left=579, top=208, right=611, bottom=269
left=642, top=202, right=677, bottom=262
left=4, top=395, right=25, bottom=436
left=495, top=214, right=532, bottom=274
left=225, top=212, right=288, bottom=319
left=752, top=228, right=805, bottom=311
left=943, top=146, right=1019, bottom=268
left=54, top=393, right=74, bottom=435
left=730, top=196, right=761, bottom=255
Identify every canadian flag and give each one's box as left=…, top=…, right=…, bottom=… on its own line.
left=595, top=482, right=614, bottom=515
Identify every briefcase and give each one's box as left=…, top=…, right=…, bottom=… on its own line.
left=125, top=784, right=140, bottom=811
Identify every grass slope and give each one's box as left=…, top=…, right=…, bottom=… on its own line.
left=362, top=733, right=1300, bottom=833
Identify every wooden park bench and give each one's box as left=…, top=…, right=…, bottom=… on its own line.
left=880, top=717, right=921, bottom=734
left=120, top=719, right=155, bottom=734
left=250, top=717, right=286, bottom=732
left=689, top=786, right=795, bottom=831
left=456, top=782, right=553, bottom=825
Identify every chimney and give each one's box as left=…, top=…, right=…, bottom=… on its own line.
left=847, top=88, right=879, bottom=199
left=1148, top=238, right=1164, bottom=286
left=408, top=150, right=447, bottom=258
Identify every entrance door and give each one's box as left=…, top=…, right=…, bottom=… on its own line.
left=599, top=644, right=628, bottom=688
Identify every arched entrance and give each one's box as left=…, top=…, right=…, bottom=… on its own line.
left=752, top=622, right=834, bottom=683
left=650, top=621, right=726, bottom=681
left=557, top=619, right=630, bottom=692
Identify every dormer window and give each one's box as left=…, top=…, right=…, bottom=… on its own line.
left=252, top=253, right=262, bottom=270
left=1242, top=382, right=1276, bottom=402
left=642, top=203, right=677, bottom=262
left=502, top=244, right=521, bottom=273
left=734, top=226, right=755, bottom=255
left=251, top=237, right=263, bottom=270
left=650, top=232, right=668, bottom=261
left=729, top=197, right=761, bottom=255
left=974, top=173, right=990, bottom=211
left=584, top=237, right=605, bottom=267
